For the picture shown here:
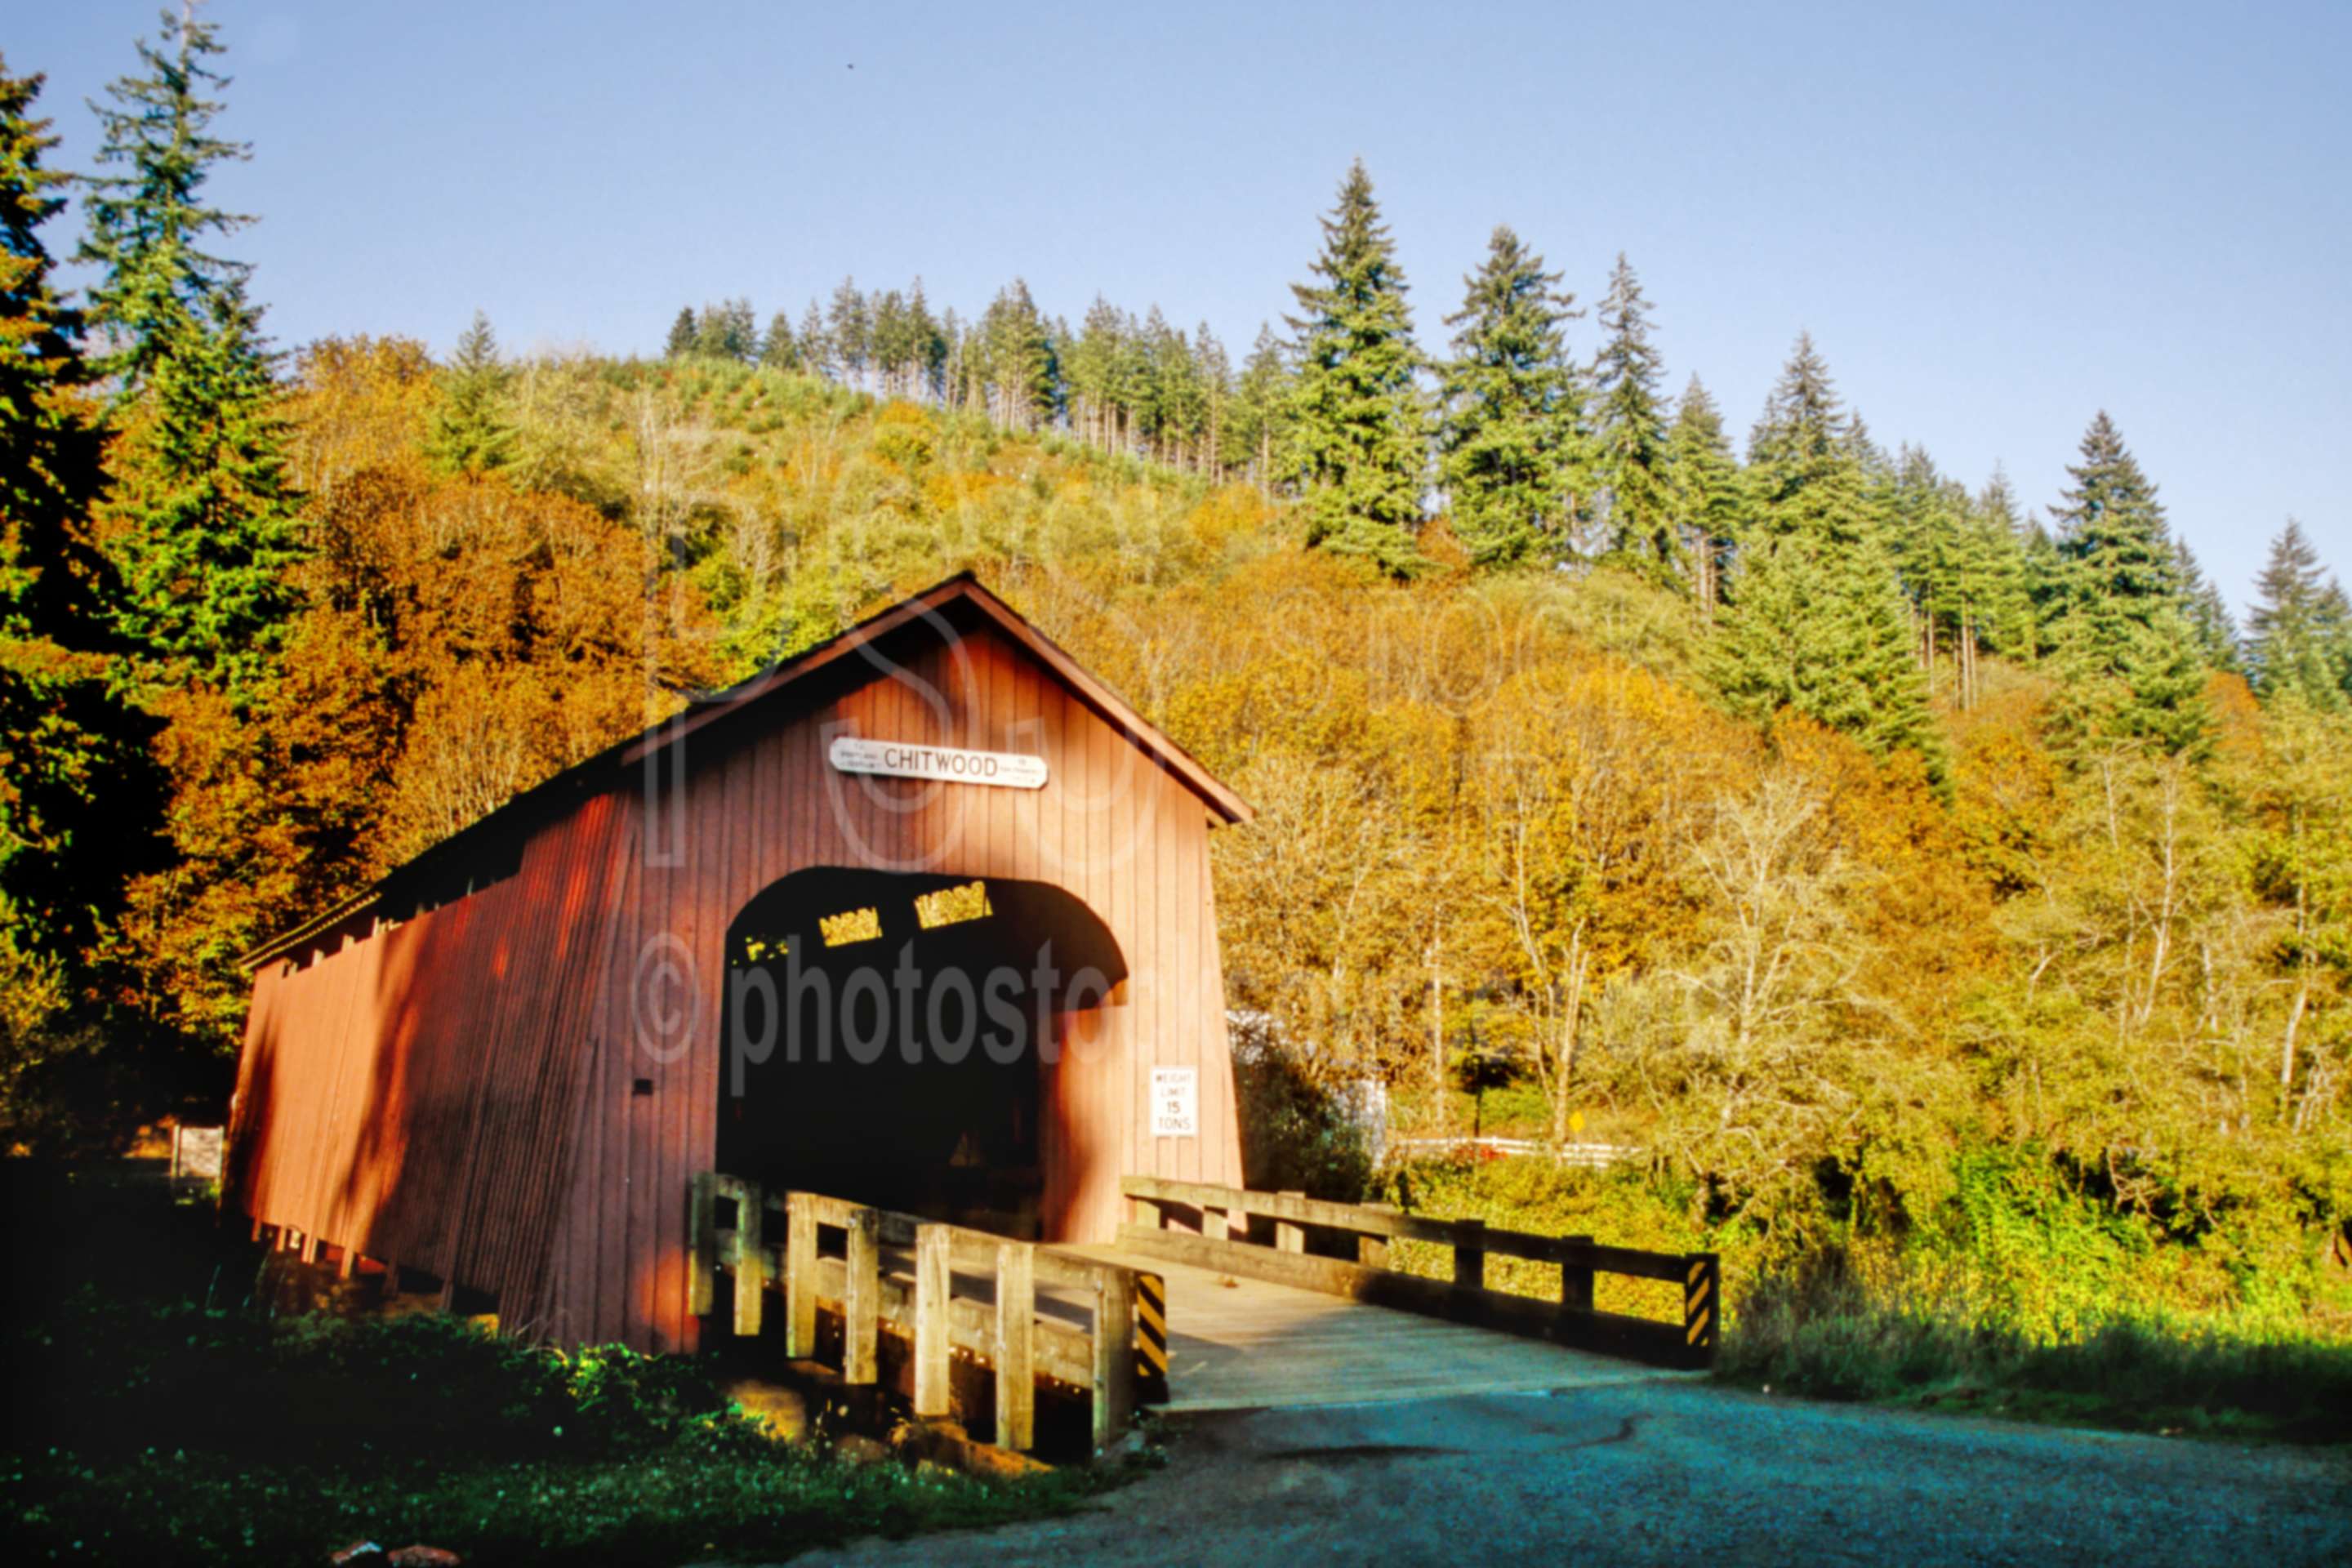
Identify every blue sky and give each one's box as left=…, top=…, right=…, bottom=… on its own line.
left=16, top=0, right=2349, bottom=615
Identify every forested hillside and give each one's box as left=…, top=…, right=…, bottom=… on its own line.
left=4, top=16, right=2350, bottom=1351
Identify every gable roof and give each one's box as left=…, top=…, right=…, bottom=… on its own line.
left=245, top=572, right=1250, bottom=969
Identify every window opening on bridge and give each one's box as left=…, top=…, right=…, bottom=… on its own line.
left=914, top=880, right=992, bottom=930
left=818, top=906, right=882, bottom=947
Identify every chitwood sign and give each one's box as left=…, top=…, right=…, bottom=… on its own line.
left=827, top=736, right=1049, bottom=790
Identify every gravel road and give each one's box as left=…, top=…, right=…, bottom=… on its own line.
left=757, top=1378, right=2352, bottom=1568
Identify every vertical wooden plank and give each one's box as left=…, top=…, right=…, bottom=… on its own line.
left=993, top=1241, right=1035, bottom=1451
left=1203, top=1205, right=1227, bottom=1243
left=732, top=1178, right=764, bottom=1339
left=1358, top=1202, right=1396, bottom=1269
left=1455, top=1218, right=1487, bottom=1291
left=784, top=1190, right=817, bottom=1358
left=844, top=1205, right=880, bottom=1384
left=687, top=1170, right=717, bottom=1316
left=1090, top=1263, right=1137, bottom=1451
left=912, top=1223, right=951, bottom=1418
left=1276, top=1190, right=1306, bottom=1254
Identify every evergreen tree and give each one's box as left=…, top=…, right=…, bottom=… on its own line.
left=102, top=288, right=302, bottom=706
left=977, top=278, right=1057, bottom=431
left=1435, top=225, right=1587, bottom=569
left=82, top=14, right=302, bottom=709
left=2247, top=520, right=2346, bottom=710
left=826, top=278, right=869, bottom=387
left=759, top=309, right=800, bottom=372
left=1665, top=375, right=1744, bottom=617
left=664, top=305, right=696, bottom=358
left=1967, top=467, right=2037, bottom=656
left=1747, top=333, right=1873, bottom=546
left=1592, top=253, right=1675, bottom=578
left=1229, top=324, right=1290, bottom=492
left=2172, top=537, right=2240, bottom=670
left=1719, top=335, right=1940, bottom=774
left=2041, top=412, right=2209, bottom=753
left=1712, top=531, right=1947, bottom=783
left=0, top=59, right=160, bottom=1026
left=694, top=296, right=756, bottom=362
left=75, top=6, right=252, bottom=396
left=1282, top=161, right=1428, bottom=572
left=1194, top=322, right=1232, bottom=474
left=796, top=298, right=830, bottom=378
left=423, top=310, right=514, bottom=475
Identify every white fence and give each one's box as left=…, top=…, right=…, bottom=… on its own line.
left=1384, top=1135, right=1635, bottom=1170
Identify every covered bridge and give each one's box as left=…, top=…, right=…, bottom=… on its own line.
left=228, top=573, right=1252, bottom=1352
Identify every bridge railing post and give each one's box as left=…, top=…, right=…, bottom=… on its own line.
left=1560, top=1233, right=1595, bottom=1316
left=1091, top=1263, right=1138, bottom=1451
left=783, top=1190, right=817, bottom=1358
left=994, top=1241, right=1036, bottom=1450
left=913, top=1223, right=951, bottom=1417
left=844, top=1205, right=880, bottom=1384
left=1454, top=1217, right=1487, bottom=1291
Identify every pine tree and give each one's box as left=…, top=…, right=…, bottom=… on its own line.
left=2172, top=537, right=2240, bottom=670
left=977, top=279, right=1057, bottom=431
left=1719, top=335, right=1941, bottom=776
left=2041, top=412, right=2209, bottom=753
left=82, top=11, right=301, bottom=708
left=102, top=288, right=302, bottom=706
left=0, top=59, right=161, bottom=1027
left=664, top=305, right=696, bottom=358
left=2247, top=520, right=2346, bottom=710
left=1747, top=333, right=1873, bottom=546
left=1968, top=467, right=2037, bottom=657
left=1712, top=530, right=1947, bottom=783
left=1283, top=161, right=1428, bottom=572
left=75, top=6, right=252, bottom=397
left=1194, top=322, right=1232, bottom=475
left=759, top=309, right=800, bottom=372
left=826, top=278, right=869, bottom=388
left=1665, top=375, right=1744, bottom=618
left=423, top=310, right=515, bottom=475
left=1592, top=254, right=1675, bottom=579
left=1229, top=324, right=1290, bottom=492
left=796, top=298, right=830, bottom=379
left=1434, top=225, right=1586, bottom=569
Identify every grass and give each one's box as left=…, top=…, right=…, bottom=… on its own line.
left=1717, top=1262, right=2352, bottom=1445
left=0, top=1163, right=1122, bottom=1565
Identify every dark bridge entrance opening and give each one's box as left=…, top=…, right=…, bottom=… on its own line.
left=717, top=866, right=1127, bottom=1238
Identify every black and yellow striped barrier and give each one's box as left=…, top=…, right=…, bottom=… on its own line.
left=1682, top=1252, right=1719, bottom=1365
left=1134, top=1270, right=1169, bottom=1403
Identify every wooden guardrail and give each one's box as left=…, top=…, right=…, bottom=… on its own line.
left=1119, top=1175, right=1718, bottom=1369
left=689, top=1174, right=1150, bottom=1454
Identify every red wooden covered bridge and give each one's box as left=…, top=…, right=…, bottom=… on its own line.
left=230, top=572, right=1711, bottom=1450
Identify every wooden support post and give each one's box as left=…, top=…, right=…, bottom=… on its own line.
left=336, top=1245, right=358, bottom=1281
left=1358, top=1201, right=1397, bottom=1269
left=1091, top=1263, right=1138, bottom=1451
left=1560, top=1233, right=1595, bottom=1315
left=1682, top=1252, right=1719, bottom=1365
left=732, top=1180, right=764, bottom=1339
left=436, top=1276, right=457, bottom=1314
left=1276, top=1190, right=1306, bottom=1254
left=1454, top=1218, right=1486, bottom=1291
left=1202, top=1205, right=1227, bottom=1243
left=843, top=1205, right=880, bottom=1385
left=250, top=1217, right=265, bottom=1244
left=688, top=1172, right=717, bottom=1316
left=784, top=1191, right=817, bottom=1358
left=913, top=1224, right=951, bottom=1418
left=994, top=1242, right=1036, bottom=1451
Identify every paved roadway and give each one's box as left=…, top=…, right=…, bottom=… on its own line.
left=770, top=1377, right=2352, bottom=1568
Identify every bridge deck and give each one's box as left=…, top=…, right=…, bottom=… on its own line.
left=1055, top=1245, right=1680, bottom=1412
